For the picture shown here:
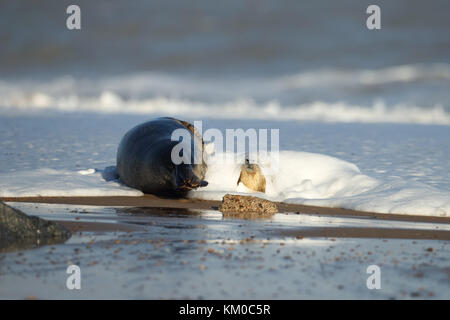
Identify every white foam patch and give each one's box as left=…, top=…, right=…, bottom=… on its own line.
left=190, top=151, right=379, bottom=201
left=0, top=168, right=143, bottom=197
left=287, top=180, right=450, bottom=217
left=0, top=151, right=448, bottom=216
left=189, top=151, right=450, bottom=217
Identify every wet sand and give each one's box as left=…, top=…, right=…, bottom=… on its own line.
left=1, top=196, right=449, bottom=299
left=2, top=195, right=450, bottom=240
left=3, top=194, right=450, bottom=224
left=55, top=221, right=450, bottom=240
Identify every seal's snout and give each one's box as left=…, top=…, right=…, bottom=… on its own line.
left=175, top=164, right=208, bottom=191
left=182, top=178, right=208, bottom=190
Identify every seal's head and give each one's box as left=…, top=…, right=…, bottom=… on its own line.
left=238, top=159, right=266, bottom=193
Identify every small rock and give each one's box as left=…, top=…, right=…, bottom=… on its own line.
left=219, top=194, right=278, bottom=217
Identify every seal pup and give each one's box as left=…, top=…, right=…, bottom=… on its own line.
left=116, top=117, right=208, bottom=196
left=237, top=158, right=266, bottom=193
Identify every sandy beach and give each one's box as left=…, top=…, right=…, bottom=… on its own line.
left=1, top=195, right=449, bottom=299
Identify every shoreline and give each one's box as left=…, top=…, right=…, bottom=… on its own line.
left=3, top=195, right=450, bottom=224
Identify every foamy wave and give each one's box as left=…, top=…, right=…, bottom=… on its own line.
left=1, top=63, right=450, bottom=124
left=191, top=151, right=450, bottom=217
left=1, top=91, right=449, bottom=125
left=281, top=63, right=450, bottom=88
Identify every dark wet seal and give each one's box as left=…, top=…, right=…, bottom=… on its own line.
left=116, top=117, right=208, bottom=197
left=0, top=201, right=71, bottom=253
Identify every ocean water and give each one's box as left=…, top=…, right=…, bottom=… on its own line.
left=0, top=1, right=449, bottom=215
left=1, top=0, right=449, bottom=115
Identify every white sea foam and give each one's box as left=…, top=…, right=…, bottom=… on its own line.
left=286, top=180, right=450, bottom=217
left=190, top=151, right=450, bottom=217
left=1, top=64, right=450, bottom=125
left=0, top=168, right=143, bottom=197
left=0, top=151, right=448, bottom=217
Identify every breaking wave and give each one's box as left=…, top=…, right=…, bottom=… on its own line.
left=1, top=63, right=450, bottom=125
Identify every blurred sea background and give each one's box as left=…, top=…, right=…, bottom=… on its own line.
left=0, top=0, right=449, bottom=122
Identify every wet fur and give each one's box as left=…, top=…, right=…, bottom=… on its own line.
left=116, top=117, right=207, bottom=196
